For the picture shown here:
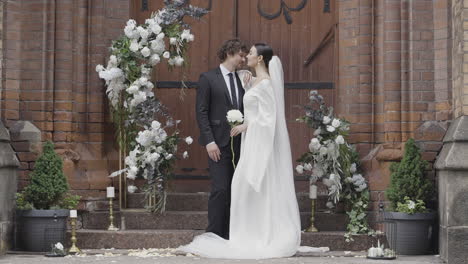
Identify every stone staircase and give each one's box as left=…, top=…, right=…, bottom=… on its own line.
left=70, top=192, right=384, bottom=251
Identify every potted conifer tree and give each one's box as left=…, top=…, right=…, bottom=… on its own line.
left=15, top=141, right=80, bottom=252
left=384, top=138, right=436, bottom=255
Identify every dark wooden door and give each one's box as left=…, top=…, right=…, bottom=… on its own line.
left=131, top=0, right=336, bottom=179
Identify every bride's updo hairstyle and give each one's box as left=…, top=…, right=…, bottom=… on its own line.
left=254, top=43, right=273, bottom=70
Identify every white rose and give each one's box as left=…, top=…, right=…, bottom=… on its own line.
left=295, top=165, right=304, bottom=174
left=319, top=146, right=328, bottom=156
left=226, top=109, right=244, bottom=124
left=309, top=138, right=321, bottom=151
left=326, top=125, right=336, bottom=132
left=150, top=54, right=161, bottom=65
left=137, top=26, right=149, bottom=39
left=129, top=40, right=140, bottom=52
left=335, top=135, right=345, bottom=145
left=183, top=151, right=189, bottom=159
left=55, top=242, right=64, bottom=251
left=350, top=163, right=357, bottom=173
left=127, top=185, right=138, bottom=193
left=323, top=116, right=331, bottom=124
left=141, top=47, right=151, bottom=57
left=151, top=24, right=162, bottom=35
left=157, top=32, right=165, bottom=40
left=163, top=51, right=170, bottom=59
left=126, top=85, right=139, bottom=94
left=170, top=37, right=177, bottom=45
left=151, top=121, right=161, bottom=129
left=165, top=153, right=173, bottom=160
left=95, top=64, right=105, bottom=72
left=174, top=56, right=184, bottom=66
left=304, top=163, right=313, bottom=171
left=332, top=118, right=341, bottom=128
left=185, top=136, right=193, bottom=145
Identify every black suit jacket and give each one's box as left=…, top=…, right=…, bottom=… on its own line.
left=196, top=67, right=245, bottom=147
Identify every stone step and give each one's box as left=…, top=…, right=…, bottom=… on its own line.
left=69, top=229, right=385, bottom=251
left=126, top=192, right=337, bottom=212
left=82, top=210, right=348, bottom=231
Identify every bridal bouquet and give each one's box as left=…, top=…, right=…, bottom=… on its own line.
left=296, top=90, right=372, bottom=240
left=227, top=110, right=244, bottom=168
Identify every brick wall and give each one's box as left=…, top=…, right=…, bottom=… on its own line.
left=1, top=0, right=130, bottom=204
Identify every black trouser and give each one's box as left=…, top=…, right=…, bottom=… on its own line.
left=206, top=136, right=241, bottom=239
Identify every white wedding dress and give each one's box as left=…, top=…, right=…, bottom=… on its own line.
left=178, top=57, right=325, bottom=259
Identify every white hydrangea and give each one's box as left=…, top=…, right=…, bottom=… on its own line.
left=226, top=110, right=244, bottom=124
left=98, top=68, right=124, bottom=81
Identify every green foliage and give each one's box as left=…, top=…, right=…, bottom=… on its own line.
left=386, top=138, right=433, bottom=211
left=56, top=193, right=81, bottom=210
left=22, top=141, right=69, bottom=209
left=396, top=196, right=427, bottom=214
left=15, top=192, right=34, bottom=210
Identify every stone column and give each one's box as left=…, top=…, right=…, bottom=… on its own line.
left=0, top=121, right=20, bottom=255
left=435, top=0, right=468, bottom=262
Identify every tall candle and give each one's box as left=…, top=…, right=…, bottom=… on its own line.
left=309, top=184, right=317, bottom=199
left=107, top=186, right=115, bottom=198
left=70, top=209, right=77, bottom=218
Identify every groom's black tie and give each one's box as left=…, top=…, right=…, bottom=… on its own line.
left=228, top=73, right=238, bottom=109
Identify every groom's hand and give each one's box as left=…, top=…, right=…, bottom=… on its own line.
left=206, top=143, right=221, bottom=162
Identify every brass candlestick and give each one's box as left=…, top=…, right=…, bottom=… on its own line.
left=68, top=217, right=81, bottom=254
left=306, top=198, right=319, bottom=232
left=108, top=198, right=119, bottom=231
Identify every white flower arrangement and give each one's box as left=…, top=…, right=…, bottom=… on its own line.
left=99, top=1, right=208, bottom=213
left=297, top=90, right=372, bottom=241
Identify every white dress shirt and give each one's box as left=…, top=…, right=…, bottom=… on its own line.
left=219, top=64, right=240, bottom=106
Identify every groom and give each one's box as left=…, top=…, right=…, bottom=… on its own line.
left=196, top=39, right=248, bottom=239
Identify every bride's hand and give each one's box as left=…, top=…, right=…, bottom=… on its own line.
left=243, top=71, right=252, bottom=85
left=230, top=124, right=247, bottom=137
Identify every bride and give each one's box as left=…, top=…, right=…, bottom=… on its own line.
left=179, top=43, right=324, bottom=259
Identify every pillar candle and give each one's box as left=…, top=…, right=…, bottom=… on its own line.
left=309, top=184, right=317, bottom=199
left=107, top=186, right=115, bottom=198
left=70, top=210, right=77, bottom=218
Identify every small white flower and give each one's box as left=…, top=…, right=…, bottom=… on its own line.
left=150, top=23, right=162, bottom=35
left=332, top=118, right=341, bottom=128
left=165, top=153, right=173, bottom=160
left=55, top=242, right=64, bottom=251
left=335, top=135, right=345, bottom=145
left=326, top=125, right=336, bottom=132
left=303, top=163, right=313, bottom=171
left=309, top=138, right=321, bottom=151
left=185, top=136, right=193, bottom=145
left=408, top=200, right=416, bottom=210
left=295, top=165, right=304, bottom=174
left=141, top=47, right=151, bottom=57
left=350, top=163, right=357, bottom=173
left=226, top=110, right=244, bottom=124
left=95, top=64, right=105, bottom=72
left=170, top=37, right=177, bottom=45
left=323, top=116, right=331, bottom=125
left=183, top=151, right=189, bottom=159
left=127, top=185, right=138, bottom=193
left=163, top=51, right=170, bottom=59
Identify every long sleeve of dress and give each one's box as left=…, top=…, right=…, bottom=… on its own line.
left=241, top=81, right=276, bottom=192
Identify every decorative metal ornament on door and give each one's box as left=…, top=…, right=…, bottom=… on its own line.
left=257, top=0, right=308, bottom=24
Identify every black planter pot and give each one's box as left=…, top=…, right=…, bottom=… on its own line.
left=384, top=211, right=436, bottom=255
left=16, top=209, right=69, bottom=252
